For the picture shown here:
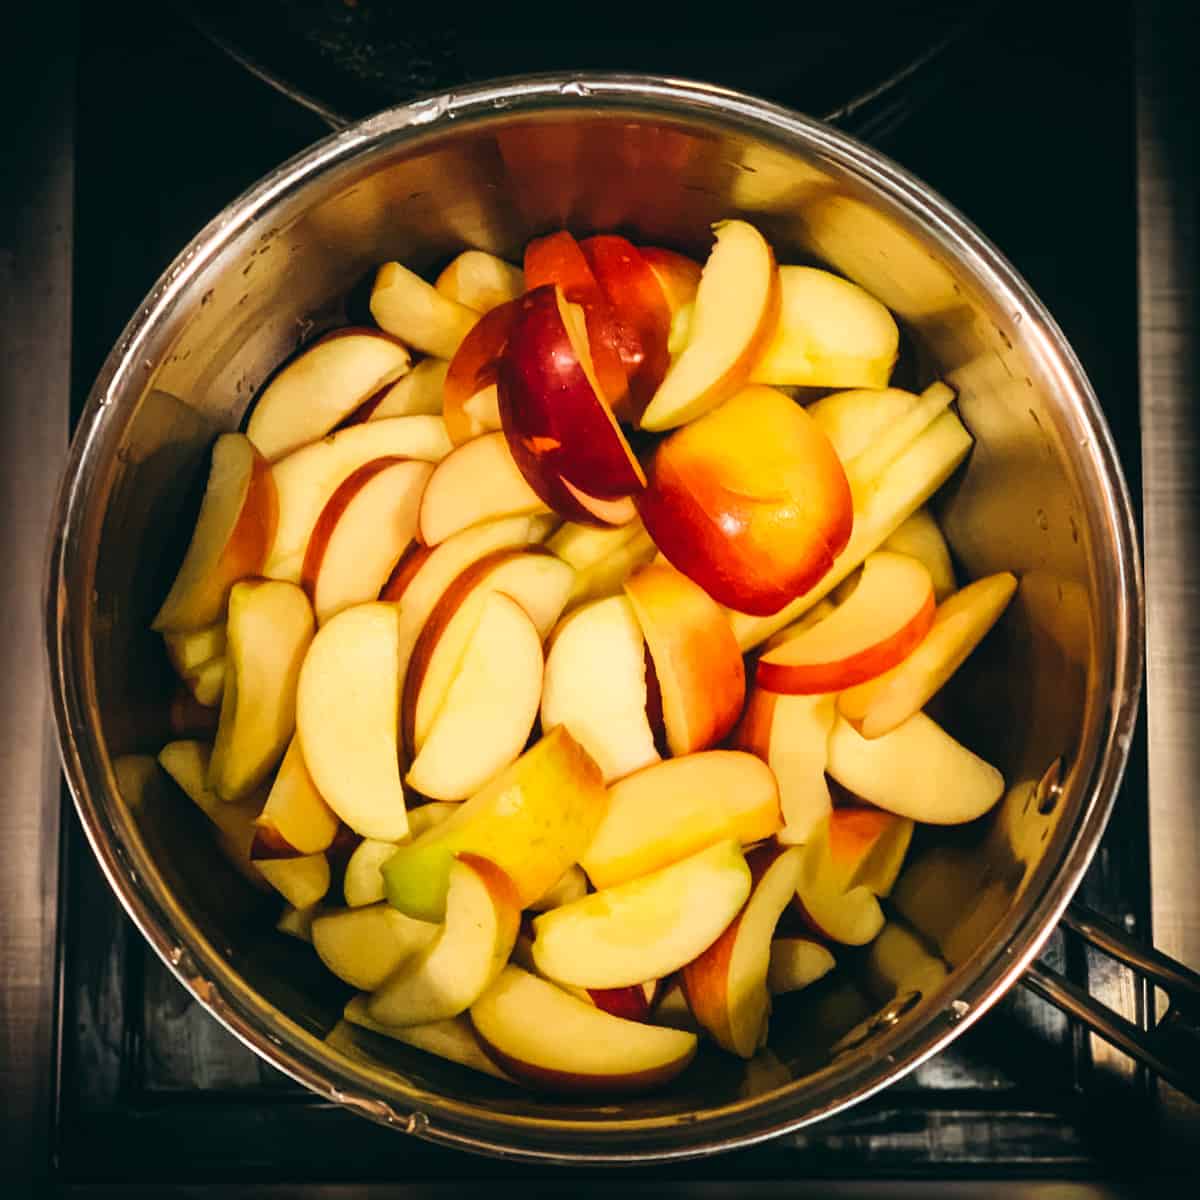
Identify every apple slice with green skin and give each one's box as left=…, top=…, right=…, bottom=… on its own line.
left=296, top=602, right=408, bottom=841
left=756, top=552, right=935, bottom=694
left=540, top=595, right=660, bottom=785
left=638, top=221, right=780, bottom=432
left=681, top=844, right=803, bottom=1057
left=252, top=737, right=339, bottom=856
left=624, top=562, right=745, bottom=756
left=312, top=903, right=439, bottom=990
left=254, top=853, right=330, bottom=910
left=276, top=903, right=320, bottom=943
left=367, top=854, right=520, bottom=1027
left=565, top=527, right=658, bottom=608
left=792, top=835, right=885, bottom=946
left=580, top=752, right=781, bottom=890
left=470, top=965, right=697, bottom=1095
left=768, top=937, right=836, bottom=995
left=806, top=387, right=922, bottom=463
left=531, top=839, right=752, bottom=990
left=300, top=457, right=432, bottom=624
left=639, top=246, right=702, bottom=316
left=265, top=416, right=450, bottom=583
left=638, top=385, right=853, bottom=616
left=342, top=997, right=514, bottom=1081
left=435, top=250, right=524, bottom=313
left=529, top=864, right=589, bottom=912
left=442, top=300, right=519, bottom=445
left=209, top=581, right=314, bottom=802
left=153, top=434, right=278, bottom=633
left=370, top=261, right=479, bottom=359
left=382, top=726, right=606, bottom=922
left=749, top=266, right=899, bottom=389
left=352, top=358, right=448, bottom=422
left=839, top=571, right=1018, bottom=738
left=247, top=329, right=412, bottom=461
left=417, top=431, right=550, bottom=546
left=406, top=592, right=543, bottom=801
left=163, top=621, right=226, bottom=676
left=882, top=507, right=956, bottom=602
left=826, top=712, right=1005, bottom=824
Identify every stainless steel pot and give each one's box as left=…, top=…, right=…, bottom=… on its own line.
left=45, top=75, right=1186, bottom=1163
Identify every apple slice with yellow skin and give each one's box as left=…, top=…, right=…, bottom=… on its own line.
left=301, top=457, right=432, bottom=624
left=806, top=386, right=922, bottom=463
left=406, top=592, right=543, bottom=801
left=580, top=752, right=781, bottom=890
left=540, top=595, right=660, bottom=785
left=247, top=329, right=412, bottom=461
left=417, top=431, right=550, bottom=546
left=153, top=434, right=278, bottom=633
left=469, top=966, right=697, bottom=1095
left=639, top=221, right=780, bottom=431
left=882, top=507, right=957, bottom=602
left=768, top=937, right=836, bottom=994
left=252, top=736, right=339, bottom=856
left=209, top=581, right=314, bottom=802
left=254, top=853, right=330, bottom=910
left=808, top=808, right=915, bottom=898
left=296, top=602, right=408, bottom=841
left=370, top=261, right=479, bottom=359
left=839, top=571, right=1018, bottom=738
left=681, top=845, right=803, bottom=1057
left=531, top=839, right=752, bottom=990
left=382, top=726, right=606, bottom=922
left=792, top=835, right=885, bottom=946
left=163, top=621, right=226, bottom=676
left=749, top=266, right=899, bottom=389
left=826, top=712, right=1004, bottom=824
left=265, top=416, right=451, bottom=583
left=624, top=562, right=745, bottom=756
left=276, top=903, right=319, bottom=943
left=529, top=864, right=589, bottom=912
left=565, top=527, right=658, bottom=608
left=312, top=903, right=439, bottom=990
left=367, top=854, right=520, bottom=1027
left=756, top=552, right=935, bottom=694
left=435, top=250, right=524, bottom=313
left=358, top=358, right=448, bottom=421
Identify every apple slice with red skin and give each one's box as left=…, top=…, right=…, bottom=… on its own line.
left=639, top=247, right=702, bottom=315
left=443, top=300, right=520, bottom=445
left=792, top=835, right=885, bottom=946
left=756, top=552, right=935, bottom=693
left=816, top=806, right=915, bottom=898
left=588, top=981, right=659, bottom=1024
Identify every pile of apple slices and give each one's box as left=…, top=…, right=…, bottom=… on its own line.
left=146, top=221, right=1019, bottom=1096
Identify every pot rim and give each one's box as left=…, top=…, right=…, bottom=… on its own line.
left=44, top=72, right=1143, bottom=1164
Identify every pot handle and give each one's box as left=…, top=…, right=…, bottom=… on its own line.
left=1020, top=902, right=1200, bottom=1101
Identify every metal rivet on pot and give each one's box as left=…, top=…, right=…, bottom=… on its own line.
left=832, top=990, right=924, bottom=1055
left=1035, top=757, right=1064, bottom=815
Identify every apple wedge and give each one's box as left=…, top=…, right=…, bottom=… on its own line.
left=367, top=854, right=520, bottom=1026
left=768, top=937, right=837, bottom=995
left=756, top=552, right=935, bottom=694
left=838, top=571, right=1017, bottom=738
left=749, top=266, right=899, bottom=389
left=181, top=657, right=226, bottom=709
left=863, top=922, right=949, bottom=1003
left=639, top=246, right=702, bottom=316
left=547, top=519, right=645, bottom=573
left=417, top=431, right=550, bottom=546
left=276, top=904, right=319, bottom=943
left=254, top=853, right=330, bottom=910
left=301, top=457, right=432, bottom=624
left=370, top=261, right=479, bottom=359
left=531, top=839, right=752, bottom=989
left=153, top=434, right=278, bottom=633
left=382, top=726, right=606, bottom=922
left=406, top=592, right=543, bottom=801
left=357, top=358, right=448, bottom=421
left=883, top=507, right=957, bottom=602
left=808, top=807, right=915, bottom=898
left=529, top=865, right=589, bottom=912
left=208, top=581, right=314, bottom=801
left=470, top=966, right=697, bottom=1094
left=265, top=415, right=450, bottom=583
left=296, top=602, right=408, bottom=840
left=312, top=903, right=439, bottom=990
left=163, top=621, right=226, bottom=676
left=247, top=329, right=412, bottom=460
left=565, top=527, right=658, bottom=608
left=681, top=845, right=803, bottom=1057
left=540, top=595, right=660, bottom=784
left=435, top=250, right=525, bottom=313
left=580, top=752, right=781, bottom=890
left=826, top=712, right=1005, bottom=824
left=638, top=221, right=780, bottom=432
left=807, top=386, right=923, bottom=463
left=343, top=838, right=403, bottom=908
left=252, top=737, right=339, bottom=856
left=624, top=562, right=745, bottom=756
left=792, top=836, right=885, bottom=946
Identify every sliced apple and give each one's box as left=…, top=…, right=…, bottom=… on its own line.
left=863, top=921, right=949, bottom=1003
left=843, top=382, right=956, bottom=497
left=417, top=431, right=550, bottom=546
left=265, top=415, right=451, bottom=583
left=540, top=595, right=660, bottom=784
left=177, top=656, right=226, bottom=710
left=749, top=266, right=898, bottom=389
left=343, top=838, right=402, bottom=908
left=638, top=221, right=780, bottom=432
left=442, top=299, right=520, bottom=445
left=163, top=621, right=226, bottom=676
left=681, top=845, right=803, bottom=1057
left=254, top=853, right=330, bottom=910
left=252, top=736, right=339, bottom=856
left=547, top=518, right=644, bottom=573
left=810, top=807, right=915, bottom=898
left=153, top=433, right=278, bottom=632
left=639, top=246, right=702, bottom=316
left=406, top=801, right=459, bottom=839
left=296, top=602, right=408, bottom=840
left=469, top=965, right=697, bottom=1095
left=529, top=864, right=589, bottom=912
left=623, top=562, right=745, bottom=756
left=381, top=726, right=606, bottom=922
left=531, top=839, right=752, bottom=989
left=826, top=712, right=1004, bottom=824
left=208, top=581, right=314, bottom=801
left=367, top=854, right=520, bottom=1026
left=370, top=260, right=479, bottom=359
left=301, top=457, right=432, bottom=624
left=565, top=527, right=658, bottom=608
left=882, top=507, right=957, bottom=602
left=311, top=903, right=439, bottom=991
left=247, top=329, right=412, bottom=460
left=652, top=980, right=702, bottom=1035
left=359, top=358, right=448, bottom=421
left=638, top=385, right=853, bottom=616
left=806, top=386, right=923, bottom=463
left=838, top=571, right=1017, bottom=738
left=768, top=937, right=836, bottom=995
left=580, top=752, right=781, bottom=890
left=435, top=250, right=525, bottom=313
left=792, top=836, right=885, bottom=946
left=587, top=982, right=659, bottom=1024
left=276, top=903, right=320, bottom=943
